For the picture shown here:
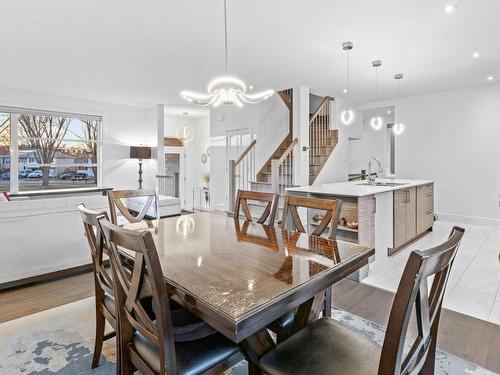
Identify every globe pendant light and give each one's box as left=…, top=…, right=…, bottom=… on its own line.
left=393, top=73, right=405, bottom=135
left=180, top=0, right=274, bottom=107
left=370, top=60, right=383, bottom=130
left=340, top=41, right=355, bottom=125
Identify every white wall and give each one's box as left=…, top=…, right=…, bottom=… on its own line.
left=394, top=84, right=500, bottom=223
left=208, top=138, right=227, bottom=211
left=164, top=113, right=210, bottom=209
left=348, top=108, right=394, bottom=175
left=0, top=87, right=158, bottom=190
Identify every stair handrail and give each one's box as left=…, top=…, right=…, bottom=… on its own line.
left=234, top=139, right=257, bottom=166
left=309, top=96, right=333, bottom=124
left=277, top=137, right=298, bottom=165
left=271, top=137, right=298, bottom=194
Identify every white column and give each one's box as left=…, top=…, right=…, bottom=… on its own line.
left=10, top=113, right=19, bottom=193
left=155, top=104, right=165, bottom=177
left=292, top=86, right=310, bottom=187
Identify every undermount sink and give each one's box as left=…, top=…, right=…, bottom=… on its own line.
left=357, top=182, right=409, bottom=187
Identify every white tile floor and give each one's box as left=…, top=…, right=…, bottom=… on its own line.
left=362, top=220, right=500, bottom=324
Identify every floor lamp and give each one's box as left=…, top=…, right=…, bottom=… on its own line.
left=130, top=146, right=152, bottom=190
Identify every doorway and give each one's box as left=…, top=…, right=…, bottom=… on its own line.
left=162, top=147, right=186, bottom=208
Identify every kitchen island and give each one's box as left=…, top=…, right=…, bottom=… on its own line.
left=286, top=179, right=434, bottom=263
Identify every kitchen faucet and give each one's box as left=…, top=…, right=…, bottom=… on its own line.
left=367, top=157, right=383, bottom=185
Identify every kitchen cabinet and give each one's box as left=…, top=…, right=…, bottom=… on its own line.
left=394, top=187, right=416, bottom=249
left=417, top=183, right=434, bottom=235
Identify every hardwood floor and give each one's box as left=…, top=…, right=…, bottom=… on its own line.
left=1, top=272, right=500, bottom=373
left=0, top=272, right=94, bottom=324
left=332, top=279, right=500, bottom=374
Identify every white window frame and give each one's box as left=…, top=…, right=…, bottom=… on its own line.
left=0, top=106, right=103, bottom=193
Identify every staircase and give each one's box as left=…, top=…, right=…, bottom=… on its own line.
left=227, top=90, right=339, bottom=218
left=251, top=88, right=296, bottom=195
left=309, top=96, right=338, bottom=184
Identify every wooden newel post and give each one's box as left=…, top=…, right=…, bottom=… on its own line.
left=271, top=159, right=280, bottom=195
left=228, top=159, right=236, bottom=215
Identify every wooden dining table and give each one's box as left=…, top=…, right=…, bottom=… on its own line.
left=122, top=212, right=374, bottom=368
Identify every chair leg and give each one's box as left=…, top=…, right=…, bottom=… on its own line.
left=115, top=329, right=121, bottom=375
left=323, top=287, right=332, bottom=318
left=92, top=308, right=105, bottom=369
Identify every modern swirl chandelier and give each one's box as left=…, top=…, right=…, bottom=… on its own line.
left=180, top=0, right=274, bottom=107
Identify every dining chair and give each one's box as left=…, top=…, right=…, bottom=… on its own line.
left=234, top=189, right=279, bottom=225
left=275, top=194, right=343, bottom=335
left=107, top=188, right=160, bottom=225
left=257, top=226, right=465, bottom=375
left=98, top=217, right=245, bottom=375
left=77, top=203, right=120, bottom=374
left=280, top=194, right=343, bottom=239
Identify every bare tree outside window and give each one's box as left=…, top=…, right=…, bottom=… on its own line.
left=18, top=115, right=70, bottom=187
left=0, top=114, right=9, bottom=145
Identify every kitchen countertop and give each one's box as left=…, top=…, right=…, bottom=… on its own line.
left=286, top=178, right=434, bottom=197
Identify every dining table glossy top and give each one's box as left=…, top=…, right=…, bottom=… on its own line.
left=123, top=212, right=373, bottom=324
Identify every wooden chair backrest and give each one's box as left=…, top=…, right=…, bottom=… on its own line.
left=378, top=226, right=465, bottom=375
left=234, top=189, right=279, bottom=225
left=99, top=218, right=176, bottom=374
left=280, top=195, right=343, bottom=239
left=77, top=203, right=114, bottom=297
left=108, top=189, right=159, bottom=224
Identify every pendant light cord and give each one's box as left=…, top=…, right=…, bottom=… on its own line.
left=224, top=0, right=228, bottom=75
left=375, top=67, right=379, bottom=117
left=346, top=50, right=350, bottom=93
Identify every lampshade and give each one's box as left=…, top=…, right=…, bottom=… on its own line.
left=130, top=146, right=151, bottom=160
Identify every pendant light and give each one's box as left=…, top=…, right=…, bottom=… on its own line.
left=370, top=60, right=383, bottom=130
left=340, top=41, right=355, bottom=125
left=393, top=74, right=405, bottom=135
left=180, top=0, right=274, bottom=107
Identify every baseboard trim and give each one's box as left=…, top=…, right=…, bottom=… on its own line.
left=436, top=212, right=500, bottom=227
left=0, top=263, right=94, bottom=292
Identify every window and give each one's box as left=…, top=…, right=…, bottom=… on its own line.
left=0, top=107, right=101, bottom=193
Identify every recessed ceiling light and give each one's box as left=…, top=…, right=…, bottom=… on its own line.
left=444, top=3, right=458, bottom=13
left=487, top=76, right=495, bottom=81
left=472, top=51, right=480, bottom=58
left=249, top=85, right=254, bottom=90
left=387, top=110, right=392, bottom=114
left=343, top=88, right=348, bottom=94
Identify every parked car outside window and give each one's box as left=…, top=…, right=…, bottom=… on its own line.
left=27, top=170, right=43, bottom=179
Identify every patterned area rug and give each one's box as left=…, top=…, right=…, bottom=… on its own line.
left=0, top=298, right=495, bottom=374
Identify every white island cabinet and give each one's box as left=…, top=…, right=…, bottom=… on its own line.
left=286, top=179, right=434, bottom=263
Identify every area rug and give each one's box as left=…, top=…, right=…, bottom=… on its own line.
left=0, top=298, right=496, bottom=374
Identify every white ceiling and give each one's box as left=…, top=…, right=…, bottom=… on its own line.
left=0, top=0, right=499, bottom=107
